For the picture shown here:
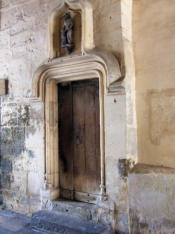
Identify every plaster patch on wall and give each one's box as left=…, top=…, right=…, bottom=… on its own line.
left=148, top=89, right=175, bottom=145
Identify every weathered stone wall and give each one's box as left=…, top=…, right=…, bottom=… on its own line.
left=133, top=0, right=175, bottom=168
left=1, top=0, right=175, bottom=232
left=0, top=0, right=133, bottom=232
left=0, top=97, right=44, bottom=213
left=129, top=1, right=175, bottom=231
left=129, top=164, right=175, bottom=233
left=0, top=0, right=59, bottom=97
left=0, top=0, right=62, bottom=214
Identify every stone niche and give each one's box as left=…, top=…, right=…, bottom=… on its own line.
left=50, top=5, right=81, bottom=58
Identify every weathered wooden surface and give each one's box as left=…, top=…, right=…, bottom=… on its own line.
left=58, top=79, right=100, bottom=202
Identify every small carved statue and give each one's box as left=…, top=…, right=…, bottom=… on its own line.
left=61, top=12, right=74, bottom=54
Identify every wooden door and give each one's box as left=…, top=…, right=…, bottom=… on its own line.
left=58, top=79, right=100, bottom=203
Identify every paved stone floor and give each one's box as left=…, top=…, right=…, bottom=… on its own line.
left=0, top=210, right=43, bottom=234
left=0, top=209, right=110, bottom=234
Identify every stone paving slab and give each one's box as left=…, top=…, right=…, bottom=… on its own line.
left=0, top=209, right=111, bottom=234
left=31, top=210, right=110, bottom=234
left=0, top=210, right=35, bottom=234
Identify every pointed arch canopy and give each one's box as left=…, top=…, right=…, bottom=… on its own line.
left=33, top=50, right=122, bottom=101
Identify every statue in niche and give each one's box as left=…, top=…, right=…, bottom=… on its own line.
left=61, top=12, right=74, bottom=54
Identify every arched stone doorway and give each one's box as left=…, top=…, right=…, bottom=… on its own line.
left=32, top=0, right=122, bottom=205
left=33, top=51, right=121, bottom=204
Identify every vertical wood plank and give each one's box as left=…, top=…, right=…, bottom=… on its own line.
left=58, top=83, right=74, bottom=197
left=72, top=83, right=86, bottom=192
left=73, top=79, right=100, bottom=195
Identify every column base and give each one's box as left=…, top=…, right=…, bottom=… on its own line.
left=40, top=188, right=59, bottom=201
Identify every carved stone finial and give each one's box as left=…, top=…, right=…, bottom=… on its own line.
left=61, top=12, right=74, bottom=54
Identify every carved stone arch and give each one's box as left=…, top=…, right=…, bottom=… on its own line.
left=33, top=50, right=122, bottom=99
left=49, top=0, right=94, bottom=58
left=33, top=51, right=122, bottom=201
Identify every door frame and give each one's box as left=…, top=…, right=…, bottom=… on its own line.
left=49, top=74, right=105, bottom=203
left=33, top=52, right=122, bottom=203
left=58, top=78, right=101, bottom=203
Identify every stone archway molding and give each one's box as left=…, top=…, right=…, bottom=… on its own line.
left=33, top=50, right=122, bottom=202
left=33, top=50, right=122, bottom=100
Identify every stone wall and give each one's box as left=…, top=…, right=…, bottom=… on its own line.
left=133, top=0, right=175, bottom=168
left=1, top=0, right=175, bottom=232
left=0, top=97, right=44, bottom=213
left=129, top=164, right=175, bottom=233
left=129, top=1, right=175, bottom=231
left=0, top=0, right=133, bottom=233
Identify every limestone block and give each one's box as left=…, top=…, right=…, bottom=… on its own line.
left=104, top=94, right=126, bottom=157
left=28, top=172, right=42, bottom=196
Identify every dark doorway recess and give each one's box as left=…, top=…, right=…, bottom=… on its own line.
left=58, top=78, right=101, bottom=203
